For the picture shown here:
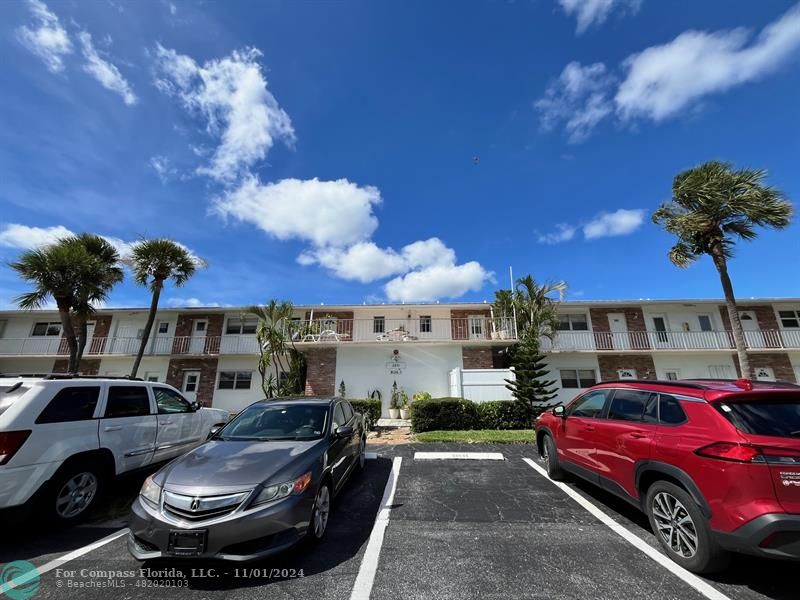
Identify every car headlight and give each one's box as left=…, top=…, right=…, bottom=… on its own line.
left=140, top=475, right=162, bottom=508
left=252, top=472, right=312, bottom=507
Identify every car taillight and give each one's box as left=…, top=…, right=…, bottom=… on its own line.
left=696, top=442, right=800, bottom=464
left=0, top=430, right=31, bottom=466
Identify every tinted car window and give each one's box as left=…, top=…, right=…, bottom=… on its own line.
left=643, top=394, right=658, bottom=424
left=154, top=387, right=191, bottom=414
left=659, top=394, right=687, bottom=425
left=220, top=404, right=328, bottom=441
left=715, top=397, right=800, bottom=438
left=332, top=404, right=346, bottom=431
left=608, top=390, right=656, bottom=422
left=105, top=386, right=151, bottom=418
left=36, top=386, right=100, bottom=424
left=568, top=390, right=609, bottom=418
left=341, top=401, right=353, bottom=422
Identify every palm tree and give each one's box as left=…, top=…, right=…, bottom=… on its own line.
left=246, top=300, right=298, bottom=397
left=653, top=161, right=793, bottom=378
left=512, top=275, right=567, bottom=342
left=129, top=239, right=201, bottom=378
left=10, top=234, right=123, bottom=372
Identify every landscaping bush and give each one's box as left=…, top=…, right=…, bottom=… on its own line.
left=411, top=397, right=479, bottom=432
left=350, top=399, right=382, bottom=431
left=476, top=400, right=531, bottom=430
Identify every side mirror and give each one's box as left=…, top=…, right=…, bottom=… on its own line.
left=553, top=405, right=566, bottom=419
left=335, top=425, right=354, bottom=438
left=190, top=401, right=200, bottom=412
left=207, top=424, right=223, bottom=440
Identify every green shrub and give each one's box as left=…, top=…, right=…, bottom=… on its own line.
left=350, top=399, right=382, bottom=430
left=411, top=397, right=479, bottom=432
left=477, top=401, right=531, bottom=430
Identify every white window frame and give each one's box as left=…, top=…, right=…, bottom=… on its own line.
left=777, top=309, right=800, bottom=329
left=663, top=369, right=680, bottom=381
left=617, top=369, right=637, bottom=379
left=558, top=313, right=589, bottom=331
left=157, top=321, right=169, bottom=334
left=559, top=368, right=597, bottom=389
left=373, top=316, right=385, bottom=334
left=31, top=321, right=62, bottom=336
left=226, top=316, right=258, bottom=335
left=144, top=371, right=161, bottom=382
left=419, top=315, right=432, bottom=334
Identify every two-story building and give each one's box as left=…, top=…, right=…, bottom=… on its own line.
left=2, top=298, right=799, bottom=415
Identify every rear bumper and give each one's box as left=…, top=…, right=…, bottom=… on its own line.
left=0, top=461, right=60, bottom=508
left=714, top=513, right=800, bottom=560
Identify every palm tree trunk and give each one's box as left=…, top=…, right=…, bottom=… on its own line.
left=75, top=314, right=88, bottom=369
left=711, top=247, right=751, bottom=378
left=55, top=299, right=78, bottom=373
left=130, top=281, right=163, bottom=378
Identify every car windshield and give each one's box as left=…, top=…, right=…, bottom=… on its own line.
left=219, top=404, right=328, bottom=441
left=716, top=396, right=800, bottom=438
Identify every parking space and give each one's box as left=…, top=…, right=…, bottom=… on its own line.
left=2, top=444, right=798, bottom=600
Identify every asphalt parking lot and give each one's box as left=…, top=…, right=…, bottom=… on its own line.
left=1, top=443, right=797, bottom=600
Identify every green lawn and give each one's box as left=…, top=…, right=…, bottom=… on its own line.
left=413, top=429, right=536, bottom=444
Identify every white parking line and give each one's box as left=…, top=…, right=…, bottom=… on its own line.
left=0, top=528, right=129, bottom=596
left=522, top=458, right=732, bottom=600
left=349, top=456, right=403, bottom=600
left=365, top=452, right=379, bottom=460
left=414, top=451, right=504, bottom=460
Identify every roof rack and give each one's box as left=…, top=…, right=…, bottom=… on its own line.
left=598, top=379, right=708, bottom=390
left=0, top=373, right=144, bottom=381
left=683, top=378, right=800, bottom=389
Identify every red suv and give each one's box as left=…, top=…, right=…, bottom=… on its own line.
left=535, top=378, right=800, bottom=574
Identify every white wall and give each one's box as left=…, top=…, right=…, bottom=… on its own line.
left=213, top=356, right=264, bottom=414
left=336, top=344, right=462, bottom=415
left=451, top=368, right=515, bottom=402
left=98, top=356, right=170, bottom=380
left=0, top=357, right=56, bottom=374
left=651, top=353, right=738, bottom=380
left=641, top=305, right=724, bottom=332
left=546, top=353, right=602, bottom=407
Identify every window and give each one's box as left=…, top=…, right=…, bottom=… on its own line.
left=659, top=394, right=687, bottom=424
left=779, top=310, right=800, bottom=329
left=218, top=371, right=253, bottom=390
left=664, top=370, right=680, bottom=381
left=559, top=369, right=597, bottom=389
left=567, top=390, right=609, bottom=418
left=420, top=315, right=432, bottom=333
left=341, top=401, right=353, bottom=422
left=36, top=387, right=100, bottom=424
left=373, top=316, right=385, bottom=334
left=716, top=397, right=800, bottom=438
left=226, top=317, right=258, bottom=335
left=157, top=322, right=169, bottom=334
left=104, top=386, right=151, bottom=418
left=154, top=387, right=192, bottom=413
left=183, top=372, right=199, bottom=393
left=698, top=315, right=713, bottom=332
left=332, top=403, right=346, bottom=431
left=195, top=321, right=207, bottom=332
left=31, top=322, right=61, bottom=336
left=652, top=317, right=668, bottom=342
left=557, top=314, right=588, bottom=331
left=144, top=372, right=160, bottom=382
left=617, top=369, right=637, bottom=379
left=607, top=389, right=656, bottom=422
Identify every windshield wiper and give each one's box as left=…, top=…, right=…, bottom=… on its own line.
left=256, top=436, right=299, bottom=441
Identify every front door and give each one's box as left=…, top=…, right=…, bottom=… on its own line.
left=740, top=311, right=763, bottom=348
left=181, top=370, right=201, bottom=403
left=189, top=320, right=207, bottom=353
left=469, top=316, right=485, bottom=340
left=608, top=313, right=630, bottom=350
left=651, top=314, right=670, bottom=348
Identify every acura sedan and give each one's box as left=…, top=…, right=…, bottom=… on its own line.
left=127, top=397, right=366, bottom=561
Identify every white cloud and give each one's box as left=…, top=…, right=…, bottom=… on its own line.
left=384, top=262, right=492, bottom=303
left=558, top=0, right=642, bottom=34
left=537, top=223, right=577, bottom=244
left=149, top=155, right=177, bottom=183
left=16, top=0, right=73, bottom=73
left=214, top=176, right=381, bottom=248
left=582, top=209, right=645, bottom=239
left=166, top=297, right=221, bottom=308
left=0, top=224, right=74, bottom=248
left=77, top=31, right=137, bottom=105
left=153, top=44, right=295, bottom=182
left=538, top=3, right=800, bottom=140
left=535, top=62, right=614, bottom=143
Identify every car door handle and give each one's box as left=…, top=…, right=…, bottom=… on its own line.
left=104, top=425, right=122, bottom=432
left=582, top=425, right=595, bottom=431
left=162, top=420, right=173, bottom=425
left=629, top=432, right=648, bottom=439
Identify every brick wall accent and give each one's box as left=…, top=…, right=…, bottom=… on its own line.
left=730, top=352, right=796, bottom=382
left=597, top=354, right=657, bottom=382
left=53, top=358, right=101, bottom=375
left=462, top=347, right=494, bottom=369
left=57, top=313, right=115, bottom=355
left=305, top=311, right=354, bottom=340
left=589, top=307, right=650, bottom=350
left=450, top=309, right=491, bottom=340
left=172, top=313, right=224, bottom=354
left=166, top=357, right=219, bottom=407
left=304, top=347, right=337, bottom=396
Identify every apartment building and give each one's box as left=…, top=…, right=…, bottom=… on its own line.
left=1, top=298, right=799, bottom=415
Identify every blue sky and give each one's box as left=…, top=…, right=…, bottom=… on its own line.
left=1, top=0, right=799, bottom=309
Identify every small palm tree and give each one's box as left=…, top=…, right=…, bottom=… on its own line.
left=246, top=300, right=299, bottom=397
left=653, top=161, right=793, bottom=377
left=129, top=239, right=202, bottom=378
left=513, top=275, right=567, bottom=342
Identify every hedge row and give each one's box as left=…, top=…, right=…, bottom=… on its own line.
left=350, top=399, right=382, bottom=430
left=410, top=398, right=532, bottom=433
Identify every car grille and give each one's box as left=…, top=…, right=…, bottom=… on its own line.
left=162, top=490, right=250, bottom=523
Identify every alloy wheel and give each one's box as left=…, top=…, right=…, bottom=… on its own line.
left=313, top=485, right=330, bottom=538
left=56, top=472, right=98, bottom=519
left=651, top=491, right=698, bottom=558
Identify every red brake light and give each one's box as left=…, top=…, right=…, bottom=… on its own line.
left=0, top=430, right=32, bottom=466
left=733, top=378, right=753, bottom=391
left=695, top=442, right=761, bottom=463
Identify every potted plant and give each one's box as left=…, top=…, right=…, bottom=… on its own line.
left=399, top=389, right=410, bottom=419
left=389, top=381, right=401, bottom=419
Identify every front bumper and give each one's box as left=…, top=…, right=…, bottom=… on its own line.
left=714, top=513, right=800, bottom=560
left=128, top=490, right=315, bottom=562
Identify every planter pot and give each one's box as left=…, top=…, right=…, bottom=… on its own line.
left=389, top=408, right=400, bottom=419
left=399, top=408, right=410, bottom=419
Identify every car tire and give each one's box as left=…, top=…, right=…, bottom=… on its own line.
left=645, top=481, right=729, bottom=574
left=541, top=434, right=565, bottom=481
left=356, top=435, right=367, bottom=472
left=44, top=461, right=106, bottom=524
left=308, top=481, right=331, bottom=542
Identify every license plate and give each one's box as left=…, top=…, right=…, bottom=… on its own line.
left=168, top=530, right=207, bottom=556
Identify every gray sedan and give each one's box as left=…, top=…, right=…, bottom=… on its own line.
left=127, top=397, right=366, bottom=561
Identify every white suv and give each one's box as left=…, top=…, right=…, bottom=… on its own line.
left=0, top=376, right=229, bottom=523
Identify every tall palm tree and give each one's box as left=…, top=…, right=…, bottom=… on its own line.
left=10, top=234, right=123, bottom=373
left=513, top=275, right=567, bottom=342
left=129, top=239, right=201, bottom=378
left=653, top=161, right=793, bottom=378
left=246, top=300, right=297, bottom=397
